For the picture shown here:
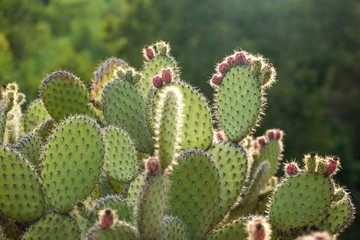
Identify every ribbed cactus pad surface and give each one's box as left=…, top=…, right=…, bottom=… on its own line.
left=136, top=172, right=166, bottom=239
left=90, top=195, right=134, bottom=224
left=102, top=78, right=154, bottom=153
left=217, top=65, right=261, bottom=142
left=321, top=195, right=354, bottom=234
left=15, top=132, right=42, bottom=169
left=24, top=99, right=51, bottom=133
left=160, top=216, right=190, bottom=240
left=207, top=218, right=247, bottom=240
left=41, top=71, right=96, bottom=122
left=103, top=126, right=137, bottom=183
left=0, top=147, right=45, bottom=222
left=153, top=82, right=213, bottom=150
left=207, top=142, right=248, bottom=224
left=41, top=116, right=104, bottom=213
left=22, top=212, right=81, bottom=240
left=167, top=150, right=221, bottom=240
left=269, top=172, right=334, bottom=228
left=141, top=55, right=177, bottom=98
left=92, top=58, right=129, bottom=101
left=87, top=221, right=139, bottom=240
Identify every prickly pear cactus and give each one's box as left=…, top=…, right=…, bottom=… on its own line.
left=0, top=41, right=355, bottom=240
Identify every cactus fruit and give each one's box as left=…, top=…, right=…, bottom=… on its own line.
left=24, top=99, right=51, bottom=133
left=41, top=116, right=104, bottom=213
left=101, top=78, right=154, bottom=153
left=0, top=147, right=45, bottom=222
left=41, top=71, right=96, bottom=121
left=0, top=42, right=355, bottom=239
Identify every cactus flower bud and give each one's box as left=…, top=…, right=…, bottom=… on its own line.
left=324, top=158, right=338, bottom=177
left=211, top=75, right=222, bottom=86
left=235, top=52, right=246, bottom=64
left=218, top=63, right=229, bottom=74
left=248, top=217, right=270, bottom=240
left=145, top=47, right=154, bottom=60
left=285, top=162, right=299, bottom=176
left=162, top=69, right=172, bottom=84
left=246, top=58, right=253, bottom=66
left=258, top=137, right=266, bottom=147
left=152, top=76, right=163, bottom=88
left=146, top=157, right=161, bottom=173
left=267, top=131, right=275, bottom=140
left=227, top=56, right=236, bottom=66
left=100, top=209, right=115, bottom=228
left=275, top=130, right=282, bottom=140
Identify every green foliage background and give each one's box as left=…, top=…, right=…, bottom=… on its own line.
left=0, top=0, right=359, bottom=238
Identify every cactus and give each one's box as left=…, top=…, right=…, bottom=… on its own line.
left=0, top=42, right=355, bottom=240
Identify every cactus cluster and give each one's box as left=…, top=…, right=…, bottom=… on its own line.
left=0, top=41, right=355, bottom=240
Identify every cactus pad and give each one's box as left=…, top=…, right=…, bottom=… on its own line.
left=102, top=78, right=154, bottom=153
left=127, top=173, right=144, bottom=207
left=0, top=147, right=45, bottom=222
left=103, top=126, right=137, bottom=183
left=14, top=132, right=42, bottom=170
left=92, top=58, right=129, bottom=101
left=41, top=71, right=96, bottom=122
left=34, top=118, right=56, bottom=142
left=24, top=99, right=51, bottom=133
left=207, top=218, right=247, bottom=240
left=87, top=221, right=139, bottom=240
left=41, top=116, right=104, bottom=213
left=89, top=195, right=134, bottom=224
left=160, top=216, right=190, bottom=240
left=22, top=212, right=81, bottom=240
left=167, top=150, right=221, bottom=240
left=269, top=172, right=334, bottom=228
left=207, top=142, right=248, bottom=224
left=153, top=82, right=213, bottom=150
left=216, top=65, right=262, bottom=142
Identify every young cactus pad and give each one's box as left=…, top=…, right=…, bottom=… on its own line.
left=24, top=99, right=51, bottom=133
left=41, top=115, right=104, bottom=213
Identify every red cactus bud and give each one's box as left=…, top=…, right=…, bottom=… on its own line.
left=211, top=75, right=222, bottom=86
left=152, top=76, right=163, bottom=88
left=218, top=63, right=229, bottom=74
left=162, top=69, right=172, bottom=84
left=235, top=52, right=246, bottom=64
left=275, top=130, right=281, bottom=140
left=253, top=141, right=259, bottom=150
left=248, top=218, right=269, bottom=240
left=246, top=58, right=253, bottom=66
left=324, top=158, right=337, bottom=176
left=101, top=209, right=114, bottom=228
left=147, top=157, right=161, bottom=173
left=145, top=47, right=154, bottom=60
left=227, top=56, right=236, bottom=66
left=258, top=137, right=266, bottom=147
left=286, top=163, right=299, bottom=176
left=267, top=131, right=275, bottom=140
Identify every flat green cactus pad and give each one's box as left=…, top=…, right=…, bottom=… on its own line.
left=87, top=221, right=139, bottom=240
left=102, top=78, right=154, bottom=153
left=92, top=58, right=129, bottom=101
left=217, top=65, right=262, bottom=142
left=41, top=71, right=96, bottom=122
left=207, top=142, right=248, bottom=224
left=167, top=150, right=221, bottom=240
left=24, top=99, right=51, bottom=133
left=103, top=126, right=137, bottom=183
left=160, top=216, right=190, bottom=240
left=207, top=218, right=247, bottom=240
left=0, top=147, right=45, bottom=222
left=141, top=55, right=177, bottom=98
left=41, top=116, right=104, bottom=213
left=321, top=195, right=354, bottom=234
left=153, top=82, right=213, bottom=150
left=136, top=172, right=167, bottom=240
left=269, top=172, right=334, bottom=228
left=127, top=173, right=144, bottom=207
left=89, top=195, right=134, bottom=224
left=14, top=132, right=42, bottom=170
left=22, top=212, right=81, bottom=240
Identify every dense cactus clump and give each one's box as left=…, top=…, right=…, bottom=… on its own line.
left=0, top=41, right=355, bottom=240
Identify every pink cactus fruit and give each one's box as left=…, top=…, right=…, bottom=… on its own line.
left=324, top=157, right=338, bottom=177
left=161, top=69, right=172, bottom=84
left=218, top=63, right=229, bottom=74
left=101, top=209, right=115, bottom=228
left=146, top=157, right=161, bottom=173
left=152, top=76, right=163, bottom=88
left=235, top=52, right=247, bottom=65
left=258, top=137, right=266, bottom=147
left=227, top=56, right=236, bottom=66
left=211, top=75, right=222, bottom=86
left=285, top=162, right=299, bottom=176
left=248, top=217, right=270, bottom=240
left=145, top=46, right=154, bottom=60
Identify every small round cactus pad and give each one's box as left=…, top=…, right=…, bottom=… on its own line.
left=41, top=116, right=104, bottom=213
left=269, top=172, right=334, bottom=228
left=0, top=147, right=45, bottom=222
left=217, top=65, right=261, bottom=142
